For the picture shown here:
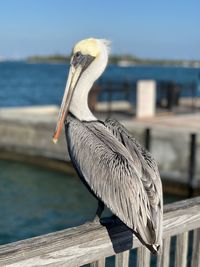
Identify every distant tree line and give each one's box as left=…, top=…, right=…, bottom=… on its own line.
left=27, top=54, right=200, bottom=67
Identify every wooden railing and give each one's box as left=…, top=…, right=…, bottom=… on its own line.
left=0, top=197, right=200, bottom=267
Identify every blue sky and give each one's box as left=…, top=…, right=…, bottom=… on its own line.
left=0, top=0, right=199, bottom=59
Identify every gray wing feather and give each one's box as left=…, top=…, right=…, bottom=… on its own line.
left=66, top=117, right=163, bottom=249
left=105, top=118, right=163, bottom=248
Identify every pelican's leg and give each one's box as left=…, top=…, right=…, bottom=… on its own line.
left=93, top=200, right=104, bottom=222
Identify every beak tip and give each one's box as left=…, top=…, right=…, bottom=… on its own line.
left=52, top=137, right=58, bottom=144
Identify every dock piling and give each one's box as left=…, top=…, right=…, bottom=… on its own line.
left=188, top=133, right=197, bottom=197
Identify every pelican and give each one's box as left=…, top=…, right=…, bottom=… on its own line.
left=53, top=38, right=163, bottom=254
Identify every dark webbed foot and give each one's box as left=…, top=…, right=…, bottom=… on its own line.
left=100, top=215, right=119, bottom=227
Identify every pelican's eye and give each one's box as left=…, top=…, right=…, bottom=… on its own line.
left=72, top=51, right=84, bottom=68
left=72, top=51, right=95, bottom=71
left=75, top=51, right=81, bottom=59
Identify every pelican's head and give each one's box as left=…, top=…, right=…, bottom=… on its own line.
left=53, top=38, right=110, bottom=143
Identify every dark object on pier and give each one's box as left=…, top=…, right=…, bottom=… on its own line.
left=98, top=80, right=134, bottom=116
left=188, top=133, right=197, bottom=197
left=157, top=81, right=181, bottom=111
left=166, top=82, right=181, bottom=110
left=145, top=128, right=151, bottom=151
left=88, top=83, right=101, bottom=112
left=157, top=81, right=198, bottom=112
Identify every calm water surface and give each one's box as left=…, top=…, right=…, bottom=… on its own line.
left=0, top=160, right=97, bottom=245
left=0, top=62, right=199, bottom=107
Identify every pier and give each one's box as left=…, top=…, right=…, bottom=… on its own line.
left=0, top=197, right=200, bottom=266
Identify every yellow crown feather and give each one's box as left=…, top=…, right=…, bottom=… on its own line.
left=73, top=38, right=110, bottom=57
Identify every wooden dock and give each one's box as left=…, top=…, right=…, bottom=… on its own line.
left=0, top=197, right=200, bottom=267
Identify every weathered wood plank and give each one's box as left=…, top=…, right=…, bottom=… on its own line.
left=115, top=251, right=129, bottom=267
left=90, top=258, right=105, bottom=267
left=0, top=223, right=140, bottom=267
left=191, top=228, right=200, bottom=267
left=163, top=197, right=200, bottom=237
left=175, top=232, right=188, bottom=267
left=136, top=246, right=150, bottom=267
left=157, top=237, right=171, bottom=267
left=0, top=197, right=199, bottom=267
left=163, top=196, right=200, bottom=213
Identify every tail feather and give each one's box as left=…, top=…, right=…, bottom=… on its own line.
left=132, top=229, right=162, bottom=255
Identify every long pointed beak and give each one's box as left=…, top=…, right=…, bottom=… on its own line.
left=52, top=64, right=83, bottom=143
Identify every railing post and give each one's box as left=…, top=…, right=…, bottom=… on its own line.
left=91, top=258, right=106, bottom=267
left=188, top=133, right=197, bottom=197
left=191, top=228, right=200, bottom=267
left=175, top=232, right=189, bottom=267
left=115, top=251, right=130, bottom=267
left=137, top=247, right=150, bottom=267
left=145, top=128, right=151, bottom=151
left=157, top=237, right=171, bottom=267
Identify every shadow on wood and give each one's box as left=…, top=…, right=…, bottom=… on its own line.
left=102, top=218, right=133, bottom=254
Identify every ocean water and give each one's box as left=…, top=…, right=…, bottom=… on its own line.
left=0, top=61, right=199, bottom=108
left=0, top=160, right=96, bottom=245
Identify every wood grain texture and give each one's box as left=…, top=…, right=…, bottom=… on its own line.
left=90, top=258, right=105, bottom=267
left=115, top=251, right=129, bottom=267
left=157, top=237, right=171, bottom=267
left=175, top=232, right=188, bottom=267
left=191, top=228, right=200, bottom=267
left=0, top=197, right=199, bottom=267
left=136, top=246, right=150, bottom=267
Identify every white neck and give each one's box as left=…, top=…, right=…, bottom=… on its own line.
left=69, top=46, right=108, bottom=121
left=69, top=77, right=96, bottom=121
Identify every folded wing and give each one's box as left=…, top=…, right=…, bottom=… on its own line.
left=66, top=117, right=163, bottom=253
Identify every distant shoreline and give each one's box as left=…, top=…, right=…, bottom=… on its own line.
left=26, top=54, right=200, bottom=68
left=1, top=55, right=200, bottom=68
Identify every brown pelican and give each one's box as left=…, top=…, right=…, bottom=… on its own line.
left=53, top=38, right=163, bottom=254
